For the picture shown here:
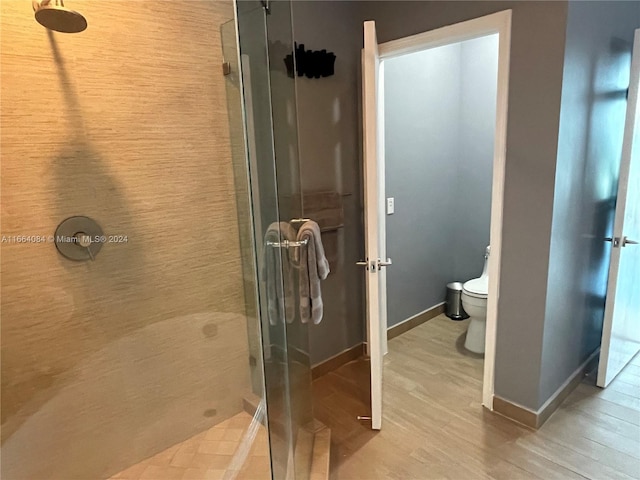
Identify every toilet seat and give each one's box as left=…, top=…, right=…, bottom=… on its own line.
left=462, top=276, right=488, bottom=298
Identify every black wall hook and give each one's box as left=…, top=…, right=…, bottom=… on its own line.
left=284, top=43, right=336, bottom=79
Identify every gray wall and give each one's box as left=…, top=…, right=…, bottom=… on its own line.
left=292, top=0, right=638, bottom=412
left=385, top=36, right=498, bottom=327
left=454, top=37, right=499, bottom=280
left=540, top=1, right=640, bottom=407
left=359, top=0, right=569, bottom=410
left=291, top=1, right=365, bottom=364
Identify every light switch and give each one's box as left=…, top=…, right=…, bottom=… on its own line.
left=386, top=197, right=395, bottom=215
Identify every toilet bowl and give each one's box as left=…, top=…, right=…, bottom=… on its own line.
left=461, top=246, right=490, bottom=354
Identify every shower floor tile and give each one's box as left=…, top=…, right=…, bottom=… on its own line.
left=109, top=412, right=270, bottom=480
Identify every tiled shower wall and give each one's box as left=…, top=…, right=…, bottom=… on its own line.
left=0, top=1, right=255, bottom=478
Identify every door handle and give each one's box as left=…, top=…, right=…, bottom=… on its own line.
left=605, top=237, right=621, bottom=247
left=378, top=258, right=392, bottom=268
left=356, top=260, right=369, bottom=271
left=622, top=236, right=638, bottom=246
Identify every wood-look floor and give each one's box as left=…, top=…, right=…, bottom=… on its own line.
left=312, top=314, right=640, bottom=480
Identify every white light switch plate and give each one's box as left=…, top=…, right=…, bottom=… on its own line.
left=386, top=197, right=395, bottom=215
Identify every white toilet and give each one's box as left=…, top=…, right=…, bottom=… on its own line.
left=461, top=246, right=490, bottom=354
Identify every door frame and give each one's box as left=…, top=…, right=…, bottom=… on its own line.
left=376, top=10, right=512, bottom=409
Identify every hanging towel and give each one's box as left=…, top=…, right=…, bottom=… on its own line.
left=297, top=220, right=330, bottom=324
left=264, top=222, right=297, bottom=325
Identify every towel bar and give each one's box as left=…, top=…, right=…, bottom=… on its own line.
left=266, top=238, right=309, bottom=248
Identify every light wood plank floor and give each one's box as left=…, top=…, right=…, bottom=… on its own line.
left=312, top=314, right=640, bottom=480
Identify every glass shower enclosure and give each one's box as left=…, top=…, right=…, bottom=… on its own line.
left=1, top=0, right=313, bottom=478
left=230, top=0, right=316, bottom=478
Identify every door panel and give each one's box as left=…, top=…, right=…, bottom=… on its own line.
left=362, top=20, right=385, bottom=430
left=598, top=29, right=640, bottom=387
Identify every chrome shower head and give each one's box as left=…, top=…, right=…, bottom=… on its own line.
left=33, top=0, right=87, bottom=33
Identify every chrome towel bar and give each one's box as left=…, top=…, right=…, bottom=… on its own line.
left=266, top=238, right=309, bottom=249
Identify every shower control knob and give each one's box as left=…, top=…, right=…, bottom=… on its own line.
left=73, top=232, right=95, bottom=260
left=54, top=216, right=104, bottom=261
left=74, top=232, right=92, bottom=248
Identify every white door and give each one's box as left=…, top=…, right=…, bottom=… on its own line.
left=597, top=29, right=640, bottom=388
left=359, top=20, right=388, bottom=430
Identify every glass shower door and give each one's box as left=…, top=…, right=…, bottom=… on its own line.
left=234, top=1, right=315, bottom=479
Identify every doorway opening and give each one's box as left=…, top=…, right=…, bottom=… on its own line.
left=369, top=11, right=512, bottom=411
left=383, top=32, right=499, bottom=360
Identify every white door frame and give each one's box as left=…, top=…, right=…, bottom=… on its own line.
left=377, top=10, right=512, bottom=409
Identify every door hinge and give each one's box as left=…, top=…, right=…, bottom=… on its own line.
left=222, top=62, right=231, bottom=76
left=261, top=0, right=271, bottom=14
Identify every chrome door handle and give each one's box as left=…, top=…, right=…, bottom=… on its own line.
left=622, top=236, right=638, bottom=246
left=356, top=260, right=369, bottom=266
left=605, top=237, right=621, bottom=247
left=378, top=258, right=392, bottom=268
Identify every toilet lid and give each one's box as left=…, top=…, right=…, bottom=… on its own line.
left=463, top=276, right=488, bottom=296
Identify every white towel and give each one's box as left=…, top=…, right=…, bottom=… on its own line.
left=264, top=222, right=297, bottom=325
left=297, top=220, right=330, bottom=324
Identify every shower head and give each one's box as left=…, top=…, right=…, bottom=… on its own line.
left=33, top=0, right=87, bottom=33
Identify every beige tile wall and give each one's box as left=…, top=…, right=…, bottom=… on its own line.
left=0, top=0, right=255, bottom=478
